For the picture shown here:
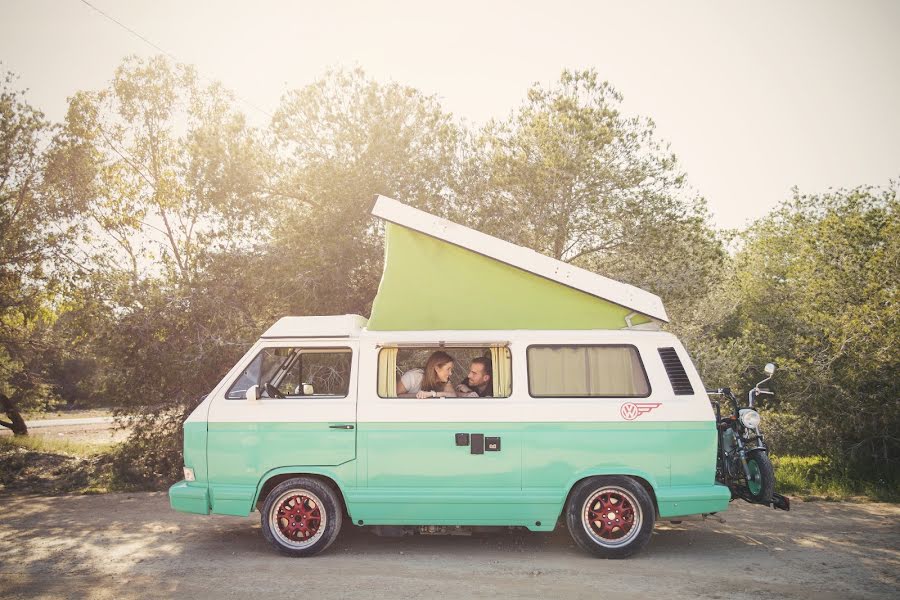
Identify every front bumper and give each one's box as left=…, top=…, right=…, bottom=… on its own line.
left=169, top=480, right=210, bottom=514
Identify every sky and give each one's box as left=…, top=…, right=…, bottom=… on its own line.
left=1, top=0, right=898, bottom=229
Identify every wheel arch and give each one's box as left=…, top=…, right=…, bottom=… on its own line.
left=254, top=468, right=349, bottom=515
left=562, top=469, right=661, bottom=519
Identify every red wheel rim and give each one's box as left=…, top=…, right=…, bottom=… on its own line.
left=275, top=494, right=322, bottom=542
left=584, top=489, right=637, bottom=542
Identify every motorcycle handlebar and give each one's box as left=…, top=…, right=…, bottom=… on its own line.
left=707, top=387, right=739, bottom=415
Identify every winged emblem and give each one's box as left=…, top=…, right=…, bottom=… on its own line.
left=620, top=402, right=662, bottom=421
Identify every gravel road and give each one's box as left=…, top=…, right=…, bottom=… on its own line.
left=1, top=492, right=897, bottom=600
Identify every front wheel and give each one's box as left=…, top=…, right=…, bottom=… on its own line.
left=260, top=477, right=343, bottom=557
left=746, top=449, right=775, bottom=503
left=565, top=476, right=655, bottom=559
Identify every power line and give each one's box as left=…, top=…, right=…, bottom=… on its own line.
left=77, top=0, right=274, bottom=119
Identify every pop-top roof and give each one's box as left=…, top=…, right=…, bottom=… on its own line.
left=367, top=195, right=668, bottom=330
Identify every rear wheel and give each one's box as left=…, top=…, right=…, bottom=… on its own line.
left=746, top=449, right=775, bottom=503
left=260, top=477, right=343, bottom=557
left=565, top=476, right=655, bottom=559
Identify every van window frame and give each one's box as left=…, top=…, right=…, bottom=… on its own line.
left=376, top=345, right=513, bottom=399
left=525, top=343, right=652, bottom=399
left=225, top=346, right=354, bottom=400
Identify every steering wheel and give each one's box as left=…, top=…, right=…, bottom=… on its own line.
left=264, top=382, right=285, bottom=399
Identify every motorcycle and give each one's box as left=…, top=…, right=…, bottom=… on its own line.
left=707, top=363, right=790, bottom=511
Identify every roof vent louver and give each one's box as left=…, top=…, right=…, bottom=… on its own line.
left=658, top=347, right=694, bottom=395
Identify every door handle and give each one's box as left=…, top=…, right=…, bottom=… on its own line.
left=329, top=424, right=355, bottom=430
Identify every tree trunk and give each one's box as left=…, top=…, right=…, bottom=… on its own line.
left=0, top=393, right=28, bottom=436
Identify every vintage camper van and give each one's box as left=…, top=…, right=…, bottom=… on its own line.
left=169, top=196, right=733, bottom=558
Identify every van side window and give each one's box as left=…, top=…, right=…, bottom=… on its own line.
left=527, top=345, right=650, bottom=398
left=377, top=346, right=512, bottom=398
left=226, top=348, right=352, bottom=399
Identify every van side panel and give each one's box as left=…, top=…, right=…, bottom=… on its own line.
left=351, top=421, right=676, bottom=529
left=205, top=423, right=358, bottom=516
left=362, top=422, right=521, bottom=488
left=658, top=421, right=729, bottom=516
left=349, top=421, right=726, bottom=529
left=522, top=422, right=670, bottom=490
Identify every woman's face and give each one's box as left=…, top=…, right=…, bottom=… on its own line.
left=434, top=361, right=453, bottom=383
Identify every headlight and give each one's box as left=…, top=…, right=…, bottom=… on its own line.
left=183, top=466, right=196, bottom=482
left=740, top=409, right=761, bottom=429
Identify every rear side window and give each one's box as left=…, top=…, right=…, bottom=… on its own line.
left=657, top=347, right=694, bottom=395
left=527, top=345, right=650, bottom=398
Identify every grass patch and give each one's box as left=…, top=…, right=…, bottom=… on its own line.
left=0, top=435, right=118, bottom=495
left=0, top=434, right=114, bottom=457
left=773, top=455, right=900, bottom=502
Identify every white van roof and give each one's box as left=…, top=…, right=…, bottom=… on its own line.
left=261, top=314, right=368, bottom=339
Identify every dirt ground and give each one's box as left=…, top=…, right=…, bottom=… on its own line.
left=0, top=493, right=897, bottom=600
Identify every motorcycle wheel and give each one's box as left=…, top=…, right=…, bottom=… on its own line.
left=746, top=449, right=775, bottom=503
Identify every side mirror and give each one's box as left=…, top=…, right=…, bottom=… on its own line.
left=302, top=383, right=315, bottom=396
left=764, top=363, right=776, bottom=375
left=246, top=384, right=259, bottom=402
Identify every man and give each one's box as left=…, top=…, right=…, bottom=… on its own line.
left=455, top=356, right=493, bottom=397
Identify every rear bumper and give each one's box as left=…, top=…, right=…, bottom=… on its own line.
left=656, top=484, right=732, bottom=518
left=169, top=480, right=210, bottom=515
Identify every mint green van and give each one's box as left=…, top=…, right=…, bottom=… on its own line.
left=169, top=197, right=731, bottom=558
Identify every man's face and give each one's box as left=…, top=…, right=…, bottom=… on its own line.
left=467, top=362, right=490, bottom=387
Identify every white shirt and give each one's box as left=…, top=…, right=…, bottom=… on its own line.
left=400, top=369, right=424, bottom=394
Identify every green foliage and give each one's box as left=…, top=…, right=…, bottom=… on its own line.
left=686, top=185, right=899, bottom=482
left=109, top=409, right=187, bottom=488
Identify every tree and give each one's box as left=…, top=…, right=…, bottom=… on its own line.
left=41, top=55, right=272, bottom=410
left=0, top=70, right=61, bottom=434
left=45, top=55, right=269, bottom=286
left=463, top=69, right=724, bottom=319
left=268, top=68, right=464, bottom=316
left=694, top=184, right=899, bottom=473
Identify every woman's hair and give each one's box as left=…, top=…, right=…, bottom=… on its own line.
left=421, top=351, right=454, bottom=392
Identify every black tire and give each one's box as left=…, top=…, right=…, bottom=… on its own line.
left=746, top=449, right=775, bottom=503
left=565, top=476, right=655, bottom=559
left=260, top=477, right=343, bottom=557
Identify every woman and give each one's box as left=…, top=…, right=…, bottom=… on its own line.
left=397, top=351, right=456, bottom=398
